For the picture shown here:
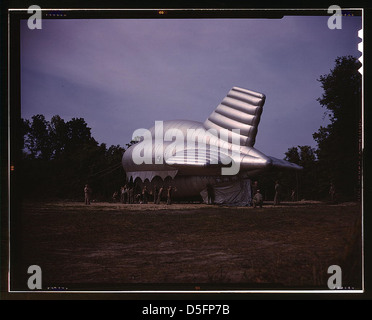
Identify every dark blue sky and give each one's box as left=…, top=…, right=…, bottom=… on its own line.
left=21, top=15, right=362, bottom=158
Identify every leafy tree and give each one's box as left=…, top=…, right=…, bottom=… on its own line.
left=284, top=145, right=318, bottom=200
left=313, top=55, right=362, bottom=200
left=259, top=56, right=361, bottom=202
left=48, top=115, right=68, bottom=159
left=24, top=114, right=52, bottom=160
left=284, top=146, right=301, bottom=165
left=21, top=115, right=127, bottom=200
left=21, top=118, right=31, bottom=157
left=65, top=117, right=98, bottom=154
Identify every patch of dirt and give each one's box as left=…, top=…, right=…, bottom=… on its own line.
left=11, top=201, right=362, bottom=291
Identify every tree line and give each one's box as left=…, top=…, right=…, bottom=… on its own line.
left=256, top=56, right=362, bottom=202
left=21, top=115, right=138, bottom=201
left=21, top=55, right=362, bottom=202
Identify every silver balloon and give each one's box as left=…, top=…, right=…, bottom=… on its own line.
left=122, top=87, right=302, bottom=204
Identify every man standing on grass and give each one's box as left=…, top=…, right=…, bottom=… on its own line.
left=156, top=186, right=163, bottom=204
left=291, top=189, right=296, bottom=202
left=167, top=186, right=177, bottom=205
left=84, top=184, right=92, bottom=205
left=253, top=189, right=263, bottom=208
left=274, top=180, right=281, bottom=206
left=153, top=185, right=159, bottom=204
left=329, top=182, right=336, bottom=202
left=142, top=186, right=149, bottom=204
left=206, top=183, right=215, bottom=205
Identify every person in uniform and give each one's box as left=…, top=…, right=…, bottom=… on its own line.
left=112, top=191, right=118, bottom=202
left=135, top=193, right=142, bottom=204
left=142, top=186, right=149, bottom=204
left=123, top=185, right=128, bottom=203
left=291, top=189, right=296, bottom=202
left=166, top=186, right=176, bottom=205
left=274, top=180, right=281, bottom=206
left=329, top=182, right=336, bottom=202
left=206, top=183, right=215, bottom=205
left=84, top=184, right=92, bottom=205
left=120, top=186, right=125, bottom=203
left=253, top=189, right=263, bottom=208
left=153, top=185, right=159, bottom=204
left=156, top=186, right=164, bottom=204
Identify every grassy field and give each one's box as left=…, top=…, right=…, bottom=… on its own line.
left=13, top=201, right=362, bottom=292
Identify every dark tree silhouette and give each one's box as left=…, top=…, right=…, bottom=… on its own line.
left=284, top=145, right=318, bottom=200
left=260, top=56, right=362, bottom=202
left=22, top=115, right=126, bottom=200
left=313, top=55, right=362, bottom=200
left=23, top=114, right=52, bottom=160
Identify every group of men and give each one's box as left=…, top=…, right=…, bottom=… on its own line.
left=85, top=179, right=301, bottom=207
left=114, top=184, right=177, bottom=205
left=85, top=179, right=337, bottom=206
left=250, top=180, right=283, bottom=208
left=250, top=180, right=263, bottom=208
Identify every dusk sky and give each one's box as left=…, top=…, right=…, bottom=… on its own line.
left=20, top=15, right=362, bottom=158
